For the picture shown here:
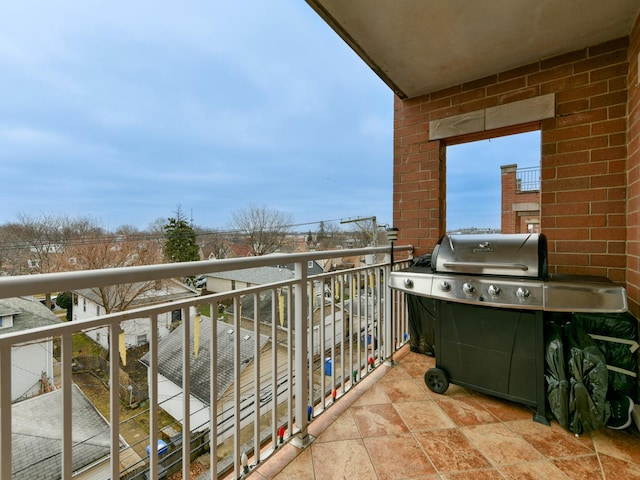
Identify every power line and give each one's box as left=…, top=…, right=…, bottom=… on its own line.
left=0, top=216, right=361, bottom=253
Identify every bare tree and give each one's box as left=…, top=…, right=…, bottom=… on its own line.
left=0, top=214, right=103, bottom=275
left=198, top=229, right=230, bottom=259
left=316, top=221, right=342, bottom=250
left=344, top=217, right=379, bottom=248
left=230, top=205, right=293, bottom=256
left=59, top=231, right=165, bottom=314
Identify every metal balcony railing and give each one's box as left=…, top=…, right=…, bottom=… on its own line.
left=0, top=245, right=412, bottom=479
left=516, top=166, right=540, bottom=192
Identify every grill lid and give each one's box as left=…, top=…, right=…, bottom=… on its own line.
left=432, top=233, right=548, bottom=279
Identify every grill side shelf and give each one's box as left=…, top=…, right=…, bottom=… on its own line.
left=543, top=279, right=627, bottom=313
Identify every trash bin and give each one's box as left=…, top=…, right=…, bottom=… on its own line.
left=325, top=358, right=332, bottom=376
left=146, top=439, right=168, bottom=456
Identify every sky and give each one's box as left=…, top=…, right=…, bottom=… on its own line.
left=0, top=2, right=537, bottom=233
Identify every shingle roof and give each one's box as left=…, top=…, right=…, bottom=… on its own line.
left=11, top=384, right=114, bottom=480
left=140, top=317, right=269, bottom=405
left=0, top=297, right=62, bottom=334
left=207, top=266, right=295, bottom=285
left=75, top=279, right=198, bottom=309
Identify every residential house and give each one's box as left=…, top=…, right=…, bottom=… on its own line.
left=0, top=297, right=61, bottom=402
left=201, top=265, right=295, bottom=293
left=12, top=384, right=123, bottom=480
left=139, top=316, right=270, bottom=438
left=74, top=280, right=198, bottom=351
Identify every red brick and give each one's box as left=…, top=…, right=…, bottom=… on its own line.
left=543, top=151, right=590, bottom=167
left=591, top=147, right=626, bottom=162
left=540, top=73, right=590, bottom=95
left=556, top=82, right=608, bottom=103
left=608, top=240, right=626, bottom=254
left=528, top=64, right=574, bottom=86
left=540, top=50, right=587, bottom=69
left=487, top=77, right=528, bottom=96
left=590, top=63, right=629, bottom=83
left=590, top=91, right=628, bottom=109
left=555, top=240, right=606, bottom=253
left=590, top=172, right=625, bottom=188
left=557, top=135, right=608, bottom=153
left=588, top=38, right=629, bottom=57
left=544, top=125, right=590, bottom=143
left=608, top=76, right=627, bottom=92
left=499, top=62, right=540, bottom=81
left=462, top=75, right=498, bottom=91
left=431, top=85, right=462, bottom=101
left=557, top=188, right=606, bottom=203
left=575, top=48, right=627, bottom=73
left=555, top=109, right=607, bottom=128
left=591, top=254, right=627, bottom=268
left=557, top=162, right=606, bottom=178
left=591, top=227, right=627, bottom=240
left=544, top=203, right=589, bottom=216
left=556, top=99, right=589, bottom=115
left=556, top=214, right=606, bottom=228
left=591, top=200, right=626, bottom=214
left=550, top=252, right=590, bottom=266
left=591, top=118, right=626, bottom=135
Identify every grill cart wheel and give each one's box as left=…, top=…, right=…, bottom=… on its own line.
left=424, top=368, right=449, bottom=394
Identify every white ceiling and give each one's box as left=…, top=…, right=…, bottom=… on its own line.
left=306, top=0, right=640, bottom=99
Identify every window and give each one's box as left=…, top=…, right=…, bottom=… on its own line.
left=96, top=306, right=100, bottom=316
left=137, top=334, right=147, bottom=346
left=446, top=131, right=540, bottom=234
left=83, top=298, right=86, bottom=312
left=308, top=261, right=314, bottom=269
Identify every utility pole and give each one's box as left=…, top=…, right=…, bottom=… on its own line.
left=340, top=216, right=378, bottom=246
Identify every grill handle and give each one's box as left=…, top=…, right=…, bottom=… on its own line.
left=441, top=262, right=529, bottom=272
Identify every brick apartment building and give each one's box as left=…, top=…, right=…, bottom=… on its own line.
left=501, top=164, right=540, bottom=234
left=308, top=2, right=640, bottom=317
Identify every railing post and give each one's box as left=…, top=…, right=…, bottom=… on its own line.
left=61, top=333, right=73, bottom=479
left=384, top=263, right=396, bottom=366
left=182, top=307, right=192, bottom=479
left=0, top=346, right=11, bottom=480
left=149, top=315, right=160, bottom=480
left=109, top=324, right=121, bottom=479
left=292, top=260, right=311, bottom=448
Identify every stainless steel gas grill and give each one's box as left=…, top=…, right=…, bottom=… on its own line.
left=390, top=233, right=627, bottom=424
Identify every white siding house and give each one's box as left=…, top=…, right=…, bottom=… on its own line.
left=74, top=280, right=198, bottom=351
left=0, top=297, right=61, bottom=402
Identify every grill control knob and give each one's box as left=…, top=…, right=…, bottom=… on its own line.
left=462, top=282, right=475, bottom=294
left=488, top=285, right=501, bottom=296
left=439, top=281, right=451, bottom=292
left=404, top=278, right=414, bottom=288
left=516, top=287, right=530, bottom=298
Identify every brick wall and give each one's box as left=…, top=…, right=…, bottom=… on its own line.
left=394, top=29, right=638, bottom=310
left=628, top=14, right=640, bottom=316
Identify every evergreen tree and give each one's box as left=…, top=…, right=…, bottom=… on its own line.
left=163, top=208, right=199, bottom=263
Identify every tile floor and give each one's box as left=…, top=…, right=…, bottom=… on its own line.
left=246, top=345, right=640, bottom=480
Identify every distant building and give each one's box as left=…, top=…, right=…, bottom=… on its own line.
left=0, top=297, right=61, bottom=402
left=501, top=164, right=541, bottom=234
left=74, top=280, right=198, bottom=350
